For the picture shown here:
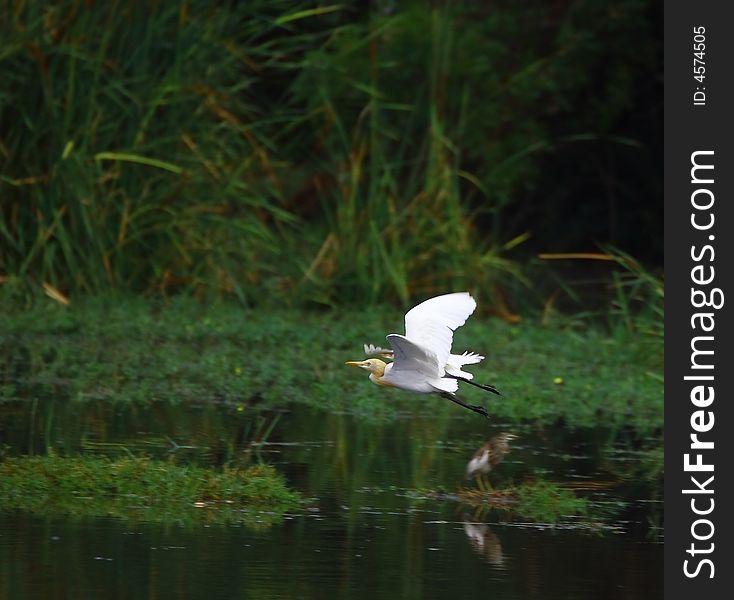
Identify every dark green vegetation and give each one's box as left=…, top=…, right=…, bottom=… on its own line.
left=1, top=1, right=661, bottom=308
left=454, top=480, right=590, bottom=525
left=512, top=481, right=589, bottom=523
left=0, top=456, right=301, bottom=528
left=1, top=296, right=662, bottom=432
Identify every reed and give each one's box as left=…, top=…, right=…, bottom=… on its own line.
left=1, top=1, right=660, bottom=309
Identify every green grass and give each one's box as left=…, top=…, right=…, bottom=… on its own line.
left=1, top=1, right=661, bottom=308
left=512, top=480, right=589, bottom=523
left=455, top=480, right=590, bottom=524
left=0, top=455, right=302, bottom=528
left=0, top=294, right=662, bottom=432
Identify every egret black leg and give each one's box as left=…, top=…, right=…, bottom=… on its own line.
left=439, top=392, right=489, bottom=418
left=447, top=375, right=501, bottom=396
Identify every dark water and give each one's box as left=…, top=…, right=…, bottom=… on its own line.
left=0, top=398, right=662, bottom=599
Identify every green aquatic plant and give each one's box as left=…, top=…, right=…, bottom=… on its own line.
left=0, top=456, right=302, bottom=528
left=0, top=295, right=663, bottom=431
left=456, top=480, right=589, bottom=524
left=512, top=480, right=588, bottom=523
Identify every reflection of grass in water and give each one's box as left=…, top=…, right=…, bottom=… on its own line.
left=0, top=456, right=302, bottom=529
left=0, top=296, right=663, bottom=432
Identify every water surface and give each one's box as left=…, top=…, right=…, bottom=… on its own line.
left=0, top=397, right=662, bottom=599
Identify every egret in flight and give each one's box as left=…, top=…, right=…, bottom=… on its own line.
left=345, top=292, right=500, bottom=417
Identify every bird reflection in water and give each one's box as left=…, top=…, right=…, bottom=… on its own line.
left=465, top=432, right=516, bottom=491
left=462, top=514, right=506, bottom=569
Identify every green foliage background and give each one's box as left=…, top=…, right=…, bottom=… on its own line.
left=1, top=0, right=661, bottom=308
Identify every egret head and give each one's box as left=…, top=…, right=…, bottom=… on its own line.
left=345, top=358, right=387, bottom=377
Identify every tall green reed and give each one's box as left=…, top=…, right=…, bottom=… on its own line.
left=286, top=5, right=527, bottom=308
left=1, top=1, right=659, bottom=310
left=1, top=1, right=317, bottom=303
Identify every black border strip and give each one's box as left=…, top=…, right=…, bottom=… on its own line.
left=664, top=2, right=733, bottom=597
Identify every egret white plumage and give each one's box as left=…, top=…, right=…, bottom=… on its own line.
left=345, top=292, right=500, bottom=417
left=362, top=343, right=487, bottom=380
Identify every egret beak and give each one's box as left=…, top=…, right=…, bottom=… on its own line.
left=345, top=360, right=368, bottom=368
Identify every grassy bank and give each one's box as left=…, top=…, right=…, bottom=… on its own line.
left=0, top=295, right=662, bottom=432
left=0, top=456, right=302, bottom=528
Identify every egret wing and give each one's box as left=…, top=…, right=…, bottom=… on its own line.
left=404, top=292, right=477, bottom=369
left=386, top=334, right=442, bottom=378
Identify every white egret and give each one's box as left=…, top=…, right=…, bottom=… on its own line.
left=362, top=343, right=487, bottom=380
left=345, top=292, right=500, bottom=417
left=465, top=432, right=516, bottom=489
